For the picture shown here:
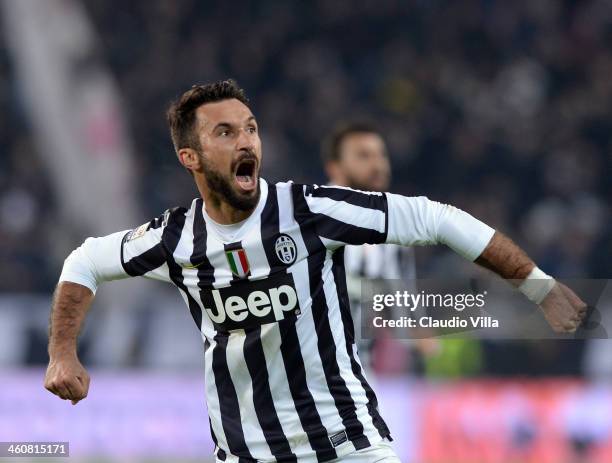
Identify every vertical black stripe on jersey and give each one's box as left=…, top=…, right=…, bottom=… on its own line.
left=265, top=184, right=337, bottom=462
left=332, top=248, right=391, bottom=439
left=192, top=198, right=216, bottom=288
left=293, top=185, right=371, bottom=452
left=278, top=320, right=338, bottom=462
left=205, top=339, right=227, bottom=462
left=212, top=333, right=255, bottom=461
left=162, top=208, right=203, bottom=330
left=260, top=182, right=298, bottom=273
left=260, top=182, right=286, bottom=274
left=244, top=327, right=297, bottom=462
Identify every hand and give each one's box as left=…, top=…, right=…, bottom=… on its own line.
left=44, top=355, right=90, bottom=405
left=539, top=282, right=588, bottom=333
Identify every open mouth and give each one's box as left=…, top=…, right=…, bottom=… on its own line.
left=234, top=158, right=257, bottom=192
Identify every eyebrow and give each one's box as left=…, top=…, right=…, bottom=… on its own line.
left=212, top=117, right=257, bottom=132
left=212, top=122, right=232, bottom=132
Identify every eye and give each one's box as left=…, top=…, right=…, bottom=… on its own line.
left=247, top=126, right=257, bottom=134
left=219, top=129, right=230, bottom=137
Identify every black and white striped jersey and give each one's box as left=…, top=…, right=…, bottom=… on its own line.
left=343, top=236, right=417, bottom=368
left=344, top=238, right=417, bottom=310
left=344, top=226, right=416, bottom=281
left=60, top=178, right=495, bottom=462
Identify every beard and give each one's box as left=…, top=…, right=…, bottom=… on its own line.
left=344, top=173, right=389, bottom=192
left=200, top=151, right=261, bottom=211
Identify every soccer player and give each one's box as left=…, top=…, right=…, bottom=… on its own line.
left=45, top=80, right=587, bottom=463
left=322, top=122, right=415, bottom=283
left=321, top=122, right=418, bottom=371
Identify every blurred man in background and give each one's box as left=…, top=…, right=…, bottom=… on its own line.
left=322, top=122, right=421, bottom=375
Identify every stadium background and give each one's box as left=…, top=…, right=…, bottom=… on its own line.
left=1, top=0, right=611, bottom=461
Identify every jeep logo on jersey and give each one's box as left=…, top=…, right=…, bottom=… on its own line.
left=201, top=272, right=301, bottom=331
left=275, top=234, right=297, bottom=265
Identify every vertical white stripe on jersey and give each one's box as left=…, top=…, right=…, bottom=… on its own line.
left=258, top=322, right=310, bottom=456
left=276, top=182, right=295, bottom=237
left=225, top=331, right=274, bottom=460
left=206, top=223, right=234, bottom=289
left=321, top=249, right=381, bottom=446
left=241, top=214, right=270, bottom=279
left=204, top=338, right=231, bottom=456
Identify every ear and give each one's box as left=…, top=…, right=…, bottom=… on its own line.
left=178, top=148, right=202, bottom=173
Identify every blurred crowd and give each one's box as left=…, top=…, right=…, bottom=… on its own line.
left=1, top=0, right=611, bottom=375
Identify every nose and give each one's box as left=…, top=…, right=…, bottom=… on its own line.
left=236, top=128, right=255, bottom=152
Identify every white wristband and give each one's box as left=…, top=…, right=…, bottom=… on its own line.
left=518, top=267, right=556, bottom=304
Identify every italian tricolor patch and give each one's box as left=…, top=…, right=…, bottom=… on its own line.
left=225, top=246, right=250, bottom=279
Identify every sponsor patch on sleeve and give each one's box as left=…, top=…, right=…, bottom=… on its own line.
left=125, top=223, right=149, bottom=242
left=329, top=430, right=348, bottom=448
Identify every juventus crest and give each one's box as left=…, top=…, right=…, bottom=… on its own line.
left=274, top=234, right=297, bottom=265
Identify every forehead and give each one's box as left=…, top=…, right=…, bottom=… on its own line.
left=340, top=132, right=386, bottom=153
left=195, top=98, right=254, bottom=129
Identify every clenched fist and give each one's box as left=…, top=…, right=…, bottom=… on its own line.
left=539, top=282, right=588, bottom=333
left=44, top=355, right=90, bottom=405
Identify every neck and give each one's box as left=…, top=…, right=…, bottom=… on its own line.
left=206, top=195, right=254, bottom=224
left=195, top=175, right=256, bottom=224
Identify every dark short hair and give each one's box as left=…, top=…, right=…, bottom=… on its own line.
left=321, top=121, right=383, bottom=164
left=167, top=79, right=249, bottom=153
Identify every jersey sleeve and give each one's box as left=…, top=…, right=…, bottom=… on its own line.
left=58, top=211, right=173, bottom=294
left=297, top=184, right=494, bottom=260
left=385, top=193, right=495, bottom=261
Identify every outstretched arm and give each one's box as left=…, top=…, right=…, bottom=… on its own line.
left=383, top=192, right=588, bottom=333
left=45, top=282, right=94, bottom=404
left=45, top=211, right=174, bottom=404
left=44, top=229, right=128, bottom=405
